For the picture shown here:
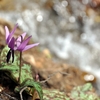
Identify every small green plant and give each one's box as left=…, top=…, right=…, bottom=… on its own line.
left=0, top=24, right=43, bottom=100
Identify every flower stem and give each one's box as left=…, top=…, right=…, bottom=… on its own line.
left=18, top=51, right=22, bottom=84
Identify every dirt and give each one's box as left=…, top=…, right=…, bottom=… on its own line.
left=0, top=19, right=97, bottom=100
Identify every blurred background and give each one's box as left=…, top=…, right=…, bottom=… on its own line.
left=0, top=0, right=100, bottom=93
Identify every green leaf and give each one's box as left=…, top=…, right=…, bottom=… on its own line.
left=15, top=79, right=43, bottom=100
left=0, top=45, right=19, bottom=66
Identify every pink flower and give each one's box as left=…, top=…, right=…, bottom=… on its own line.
left=5, top=24, right=39, bottom=63
left=5, top=23, right=18, bottom=45
left=16, top=33, right=39, bottom=51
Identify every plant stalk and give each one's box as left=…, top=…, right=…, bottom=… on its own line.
left=18, top=51, right=22, bottom=84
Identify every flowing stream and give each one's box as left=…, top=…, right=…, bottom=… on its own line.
left=0, top=0, right=100, bottom=93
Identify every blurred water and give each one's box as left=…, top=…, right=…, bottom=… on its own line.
left=0, top=0, right=100, bottom=93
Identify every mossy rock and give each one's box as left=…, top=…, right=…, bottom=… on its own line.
left=43, top=83, right=100, bottom=100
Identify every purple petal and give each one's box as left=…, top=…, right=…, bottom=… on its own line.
left=23, top=43, right=39, bottom=51
left=7, top=23, right=18, bottom=43
left=8, top=37, right=15, bottom=50
left=5, top=26, right=10, bottom=44
left=16, top=32, right=26, bottom=47
left=21, top=32, right=26, bottom=39
left=17, top=36, right=32, bottom=51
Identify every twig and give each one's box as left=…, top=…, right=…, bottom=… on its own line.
left=2, top=92, right=18, bottom=100
left=40, top=71, right=68, bottom=83
left=19, top=86, right=28, bottom=100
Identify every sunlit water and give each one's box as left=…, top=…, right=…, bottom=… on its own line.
left=0, top=0, right=100, bottom=93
